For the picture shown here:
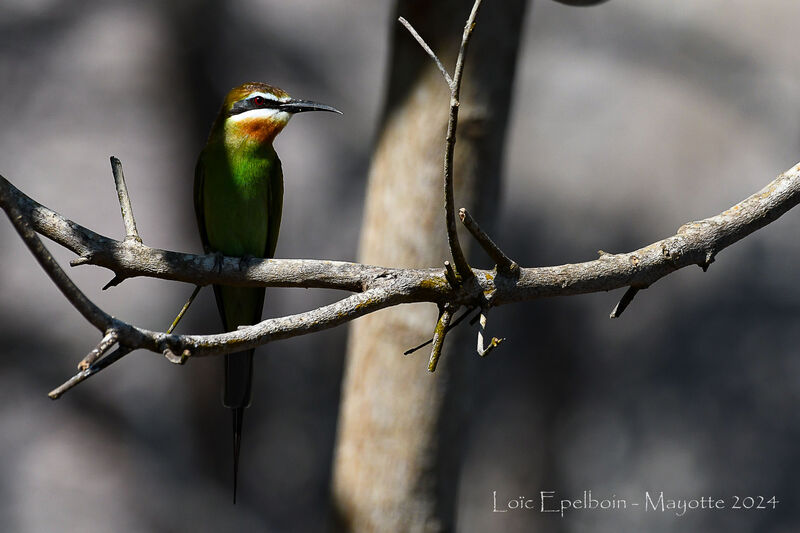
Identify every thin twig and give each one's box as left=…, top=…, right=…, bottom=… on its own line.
left=78, top=330, right=119, bottom=370
left=167, top=285, right=202, bottom=334
left=610, top=286, right=641, bottom=318
left=110, top=156, right=141, bottom=243
left=49, top=346, right=132, bottom=399
left=452, top=0, right=483, bottom=93
left=428, top=306, right=454, bottom=372
left=404, top=306, right=478, bottom=355
left=398, top=17, right=452, bottom=87
left=459, top=208, right=518, bottom=274
left=439, top=0, right=484, bottom=283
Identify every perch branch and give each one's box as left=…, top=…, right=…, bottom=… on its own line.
left=2, top=159, right=799, bottom=397
left=1, top=162, right=798, bottom=306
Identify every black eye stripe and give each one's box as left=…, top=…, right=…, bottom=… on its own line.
left=229, top=96, right=282, bottom=116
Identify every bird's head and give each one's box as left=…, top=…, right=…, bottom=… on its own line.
left=213, top=82, right=341, bottom=145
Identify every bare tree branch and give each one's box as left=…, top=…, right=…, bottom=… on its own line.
left=2, top=159, right=799, bottom=356
left=2, top=159, right=798, bottom=397
left=2, top=160, right=798, bottom=304
left=1, top=0, right=799, bottom=398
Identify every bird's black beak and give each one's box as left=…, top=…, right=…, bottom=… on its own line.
left=280, top=99, right=342, bottom=115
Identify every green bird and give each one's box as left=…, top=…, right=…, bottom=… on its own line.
left=194, top=82, right=340, bottom=502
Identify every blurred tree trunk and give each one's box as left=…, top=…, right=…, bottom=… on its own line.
left=331, top=1, right=527, bottom=531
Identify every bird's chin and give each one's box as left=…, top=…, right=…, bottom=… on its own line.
left=226, top=112, right=290, bottom=145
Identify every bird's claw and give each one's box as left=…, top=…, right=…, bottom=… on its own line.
left=238, top=254, right=255, bottom=271
left=210, top=250, right=225, bottom=274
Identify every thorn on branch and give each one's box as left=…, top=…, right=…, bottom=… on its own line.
left=110, top=156, right=142, bottom=244
left=700, top=250, right=716, bottom=272
left=102, top=274, right=126, bottom=290
left=610, top=286, right=641, bottom=319
left=459, top=208, right=518, bottom=275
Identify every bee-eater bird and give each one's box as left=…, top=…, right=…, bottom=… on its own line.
left=194, top=82, right=341, bottom=502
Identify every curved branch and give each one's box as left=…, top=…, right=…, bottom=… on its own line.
left=2, top=161, right=799, bottom=305
left=0, top=175, right=392, bottom=292
left=1, top=161, right=798, bottom=367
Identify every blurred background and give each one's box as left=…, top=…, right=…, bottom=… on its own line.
left=1, top=1, right=798, bottom=531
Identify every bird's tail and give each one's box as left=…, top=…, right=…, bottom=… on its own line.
left=231, top=406, right=245, bottom=504
left=224, top=349, right=254, bottom=504
left=214, top=284, right=262, bottom=503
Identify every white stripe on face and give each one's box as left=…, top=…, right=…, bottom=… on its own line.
left=227, top=108, right=291, bottom=123
left=249, top=91, right=290, bottom=103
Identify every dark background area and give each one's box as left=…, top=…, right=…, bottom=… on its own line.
left=1, top=1, right=798, bottom=531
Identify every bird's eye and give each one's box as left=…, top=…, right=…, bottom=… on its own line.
left=252, top=96, right=266, bottom=106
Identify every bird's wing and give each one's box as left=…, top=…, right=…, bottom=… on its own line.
left=193, top=150, right=211, bottom=253
left=265, top=157, right=284, bottom=259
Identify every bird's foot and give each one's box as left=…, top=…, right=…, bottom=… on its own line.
left=237, top=254, right=255, bottom=272
left=211, top=250, right=225, bottom=274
